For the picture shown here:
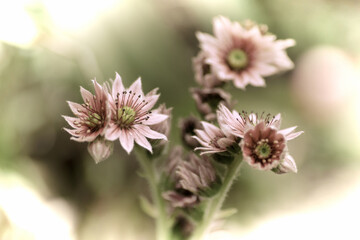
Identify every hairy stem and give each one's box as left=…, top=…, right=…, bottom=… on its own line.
left=189, top=156, right=243, bottom=240
left=135, top=150, right=170, bottom=240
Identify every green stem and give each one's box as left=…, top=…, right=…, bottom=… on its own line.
left=189, top=155, right=243, bottom=240
left=135, top=150, right=170, bottom=240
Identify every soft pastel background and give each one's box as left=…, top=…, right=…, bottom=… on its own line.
left=1, top=0, right=360, bottom=239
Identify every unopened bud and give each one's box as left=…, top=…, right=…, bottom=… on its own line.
left=179, top=116, right=202, bottom=149
left=190, top=88, right=232, bottom=121
left=87, top=138, right=113, bottom=164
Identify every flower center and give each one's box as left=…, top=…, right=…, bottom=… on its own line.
left=85, top=112, right=103, bottom=129
left=254, top=141, right=272, bottom=159
left=227, top=49, right=248, bottom=70
left=117, top=106, right=136, bottom=127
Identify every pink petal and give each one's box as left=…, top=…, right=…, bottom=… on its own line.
left=278, top=126, right=301, bottom=140
left=80, top=87, right=94, bottom=104
left=282, top=154, right=297, bottom=173
left=285, top=130, right=304, bottom=140
left=67, top=101, right=85, bottom=116
left=194, top=129, right=211, bottom=143
left=128, top=77, right=143, bottom=96
left=248, top=71, right=266, bottom=87
left=213, top=16, right=233, bottom=48
left=193, top=135, right=210, bottom=147
left=146, top=88, right=159, bottom=97
left=119, top=129, right=134, bottom=154
left=271, top=114, right=282, bottom=129
left=196, top=32, right=218, bottom=49
left=145, top=113, right=168, bottom=125
left=134, top=125, right=167, bottom=140
left=252, top=63, right=278, bottom=76
left=132, top=128, right=153, bottom=153
left=142, top=94, right=160, bottom=112
left=200, top=121, right=221, bottom=139
left=276, top=39, right=296, bottom=49
left=233, top=76, right=246, bottom=89
left=104, top=124, right=122, bottom=141
left=62, top=115, right=79, bottom=129
left=92, top=79, right=105, bottom=99
left=112, top=72, right=124, bottom=98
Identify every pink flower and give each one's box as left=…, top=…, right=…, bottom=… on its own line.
left=63, top=80, right=110, bottom=142
left=216, top=104, right=249, bottom=138
left=217, top=104, right=283, bottom=138
left=105, top=73, right=168, bottom=154
left=193, top=121, right=235, bottom=155
left=197, top=16, right=295, bottom=89
left=241, top=121, right=286, bottom=170
left=217, top=104, right=303, bottom=171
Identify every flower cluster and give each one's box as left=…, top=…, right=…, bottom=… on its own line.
left=63, top=15, right=303, bottom=240
left=168, top=16, right=301, bottom=219
left=64, top=73, right=170, bottom=163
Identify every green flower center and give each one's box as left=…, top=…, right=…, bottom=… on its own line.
left=117, top=106, right=136, bottom=127
left=255, top=142, right=272, bottom=159
left=85, top=112, right=103, bottom=129
left=227, top=49, right=248, bottom=70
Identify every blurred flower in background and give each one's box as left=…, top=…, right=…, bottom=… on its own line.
left=0, top=0, right=360, bottom=239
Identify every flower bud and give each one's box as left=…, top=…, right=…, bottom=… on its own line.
left=179, top=116, right=202, bottom=149
left=191, top=88, right=232, bottom=121
left=193, top=51, right=223, bottom=88
left=87, top=137, right=113, bottom=163
left=176, top=154, right=220, bottom=197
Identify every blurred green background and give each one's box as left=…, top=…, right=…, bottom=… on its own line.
left=0, top=0, right=360, bottom=239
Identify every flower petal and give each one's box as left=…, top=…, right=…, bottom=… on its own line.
left=132, top=128, right=153, bottom=153
left=128, top=77, right=144, bottom=96
left=278, top=126, right=303, bottom=140
left=80, top=87, right=94, bottom=104
left=145, top=113, right=168, bottom=125
left=104, top=124, right=122, bottom=141
left=112, top=72, right=125, bottom=98
left=119, top=129, right=134, bottom=154
left=134, top=125, right=167, bottom=140
left=67, top=101, right=85, bottom=116
left=142, top=94, right=160, bottom=112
